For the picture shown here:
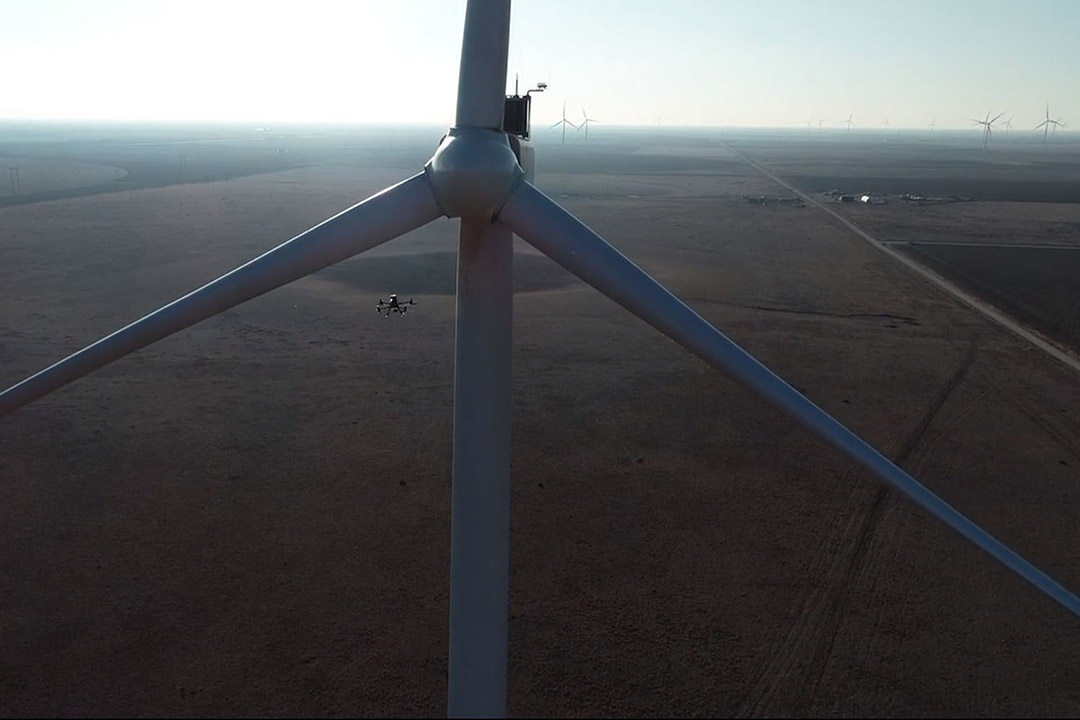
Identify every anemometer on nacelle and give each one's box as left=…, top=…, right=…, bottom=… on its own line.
left=502, top=76, right=544, bottom=181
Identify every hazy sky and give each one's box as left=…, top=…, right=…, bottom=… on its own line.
left=2, top=0, right=1078, bottom=130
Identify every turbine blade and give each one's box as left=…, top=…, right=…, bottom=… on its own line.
left=990, top=112, right=1005, bottom=125
left=548, top=120, right=564, bottom=130
left=0, top=173, right=442, bottom=417
left=455, top=0, right=511, bottom=129
left=498, top=179, right=1080, bottom=619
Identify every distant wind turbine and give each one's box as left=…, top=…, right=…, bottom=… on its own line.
left=817, top=117, right=825, bottom=131
left=579, top=107, right=598, bottom=140
left=1034, top=104, right=1063, bottom=146
left=929, top=118, right=936, bottom=135
left=882, top=117, right=890, bottom=141
left=548, top=102, right=577, bottom=144
left=1004, top=117, right=1013, bottom=136
left=845, top=113, right=855, bottom=133
left=972, top=110, right=1005, bottom=153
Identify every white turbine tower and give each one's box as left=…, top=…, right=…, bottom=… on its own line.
left=548, top=101, right=577, bottom=144
left=845, top=112, right=855, bottom=133
left=972, top=110, right=1004, bottom=153
left=2, top=2, right=1080, bottom=717
left=579, top=107, right=598, bottom=140
left=882, top=117, right=890, bottom=141
left=929, top=118, right=936, bottom=135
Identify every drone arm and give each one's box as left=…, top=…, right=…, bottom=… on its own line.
left=498, top=179, right=1080, bottom=618
left=0, top=173, right=442, bottom=417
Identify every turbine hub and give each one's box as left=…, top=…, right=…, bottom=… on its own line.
left=424, top=127, right=524, bottom=220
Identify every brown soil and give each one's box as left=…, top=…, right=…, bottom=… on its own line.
left=2, top=137, right=1080, bottom=717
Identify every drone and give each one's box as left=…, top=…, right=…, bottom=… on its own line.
left=375, top=294, right=415, bottom=317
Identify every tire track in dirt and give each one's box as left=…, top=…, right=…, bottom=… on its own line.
left=743, top=305, right=921, bottom=326
left=737, top=338, right=979, bottom=717
left=1013, top=398, right=1080, bottom=465
left=839, top=375, right=981, bottom=715
left=680, top=297, right=923, bottom=328
left=799, top=337, right=980, bottom=706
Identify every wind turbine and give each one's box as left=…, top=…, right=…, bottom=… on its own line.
left=929, top=118, right=936, bottom=135
left=845, top=113, right=855, bottom=133
left=882, top=117, right=890, bottom=141
left=1004, top=116, right=1013, bottom=136
left=2, top=2, right=1080, bottom=717
left=817, top=117, right=824, bottom=130
left=579, top=106, right=598, bottom=140
left=1034, top=104, right=1062, bottom=146
left=972, top=110, right=1004, bottom=153
left=548, top=101, right=577, bottom=144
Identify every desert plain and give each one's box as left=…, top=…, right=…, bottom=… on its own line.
left=2, top=122, right=1080, bottom=716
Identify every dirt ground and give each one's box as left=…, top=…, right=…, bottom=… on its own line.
left=2, top=130, right=1080, bottom=717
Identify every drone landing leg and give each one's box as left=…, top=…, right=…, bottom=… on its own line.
left=448, top=219, right=513, bottom=718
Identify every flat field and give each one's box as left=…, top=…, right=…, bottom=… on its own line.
left=2, top=125, right=1080, bottom=717
left=748, top=136, right=1080, bottom=357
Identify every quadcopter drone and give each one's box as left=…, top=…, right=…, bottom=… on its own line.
left=376, top=294, right=415, bottom=318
